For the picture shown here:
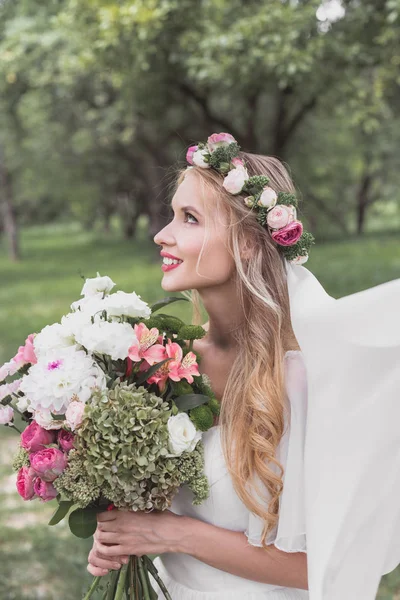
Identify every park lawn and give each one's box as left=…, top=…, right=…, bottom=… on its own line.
left=0, top=221, right=399, bottom=598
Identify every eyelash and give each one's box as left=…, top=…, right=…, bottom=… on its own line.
left=184, top=212, right=198, bottom=224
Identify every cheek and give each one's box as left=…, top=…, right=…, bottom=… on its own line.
left=199, top=242, right=235, bottom=278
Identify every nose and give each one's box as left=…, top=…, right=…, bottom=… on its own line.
left=153, top=223, right=174, bottom=247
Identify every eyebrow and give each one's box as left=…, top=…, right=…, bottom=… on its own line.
left=171, top=204, right=202, bottom=216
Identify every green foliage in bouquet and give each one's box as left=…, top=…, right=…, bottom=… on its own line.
left=12, top=445, right=30, bottom=471
left=54, top=451, right=103, bottom=508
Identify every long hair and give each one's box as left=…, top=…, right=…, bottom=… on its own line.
left=172, top=152, right=301, bottom=549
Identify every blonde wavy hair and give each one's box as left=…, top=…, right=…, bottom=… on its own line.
left=170, top=152, right=301, bottom=550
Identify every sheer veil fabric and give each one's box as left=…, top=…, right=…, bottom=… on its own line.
left=286, top=264, right=400, bottom=599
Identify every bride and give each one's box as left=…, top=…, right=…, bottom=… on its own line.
left=86, top=133, right=400, bottom=599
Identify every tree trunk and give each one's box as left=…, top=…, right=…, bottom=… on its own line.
left=0, top=154, right=20, bottom=261
left=356, top=171, right=373, bottom=236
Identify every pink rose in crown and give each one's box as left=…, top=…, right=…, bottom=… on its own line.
left=21, top=421, right=56, bottom=452
left=207, top=132, right=236, bottom=152
left=30, top=447, right=67, bottom=482
left=16, top=466, right=37, bottom=500
left=267, top=204, right=295, bottom=229
left=186, top=145, right=198, bottom=165
left=231, top=157, right=245, bottom=168
left=33, top=478, right=58, bottom=502
left=272, top=221, right=303, bottom=246
left=58, top=429, right=75, bottom=452
left=13, top=333, right=37, bottom=366
left=222, top=165, right=249, bottom=195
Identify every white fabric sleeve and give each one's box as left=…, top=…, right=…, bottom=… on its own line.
left=245, top=350, right=307, bottom=553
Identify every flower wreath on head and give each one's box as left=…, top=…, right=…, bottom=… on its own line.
left=186, top=132, right=315, bottom=265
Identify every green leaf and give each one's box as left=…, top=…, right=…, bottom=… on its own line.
left=150, top=296, right=189, bottom=313
left=174, top=394, right=210, bottom=411
left=50, top=412, right=66, bottom=421
left=136, top=358, right=171, bottom=385
left=48, top=500, right=74, bottom=526
left=68, top=507, right=98, bottom=538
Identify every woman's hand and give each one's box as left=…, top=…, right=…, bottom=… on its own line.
left=87, top=508, right=189, bottom=576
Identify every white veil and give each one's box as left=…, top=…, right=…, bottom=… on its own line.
left=286, top=263, right=400, bottom=599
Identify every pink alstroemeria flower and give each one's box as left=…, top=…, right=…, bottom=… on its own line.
left=140, top=339, right=200, bottom=392
left=13, top=333, right=37, bottom=365
left=128, top=323, right=166, bottom=366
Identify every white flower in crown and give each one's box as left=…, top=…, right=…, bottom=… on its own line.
left=223, top=163, right=249, bottom=195
left=258, top=186, right=278, bottom=209
left=291, top=254, right=309, bottom=265
left=192, top=149, right=211, bottom=169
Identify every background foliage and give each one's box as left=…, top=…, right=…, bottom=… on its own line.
left=0, top=0, right=399, bottom=598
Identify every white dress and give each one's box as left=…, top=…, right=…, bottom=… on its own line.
left=150, top=350, right=310, bottom=599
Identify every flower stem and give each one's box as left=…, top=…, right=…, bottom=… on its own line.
left=137, top=557, right=151, bottom=600
left=106, top=570, right=120, bottom=600
left=143, top=556, right=172, bottom=600
left=114, top=563, right=129, bottom=600
left=82, top=576, right=101, bottom=600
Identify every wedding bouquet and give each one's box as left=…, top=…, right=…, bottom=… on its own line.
left=0, top=273, right=219, bottom=599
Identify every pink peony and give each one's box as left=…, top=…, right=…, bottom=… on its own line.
left=65, top=401, right=85, bottom=431
left=58, top=430, right=75, bottom=452
left=266, top=204, right=295, bottom=229
left=207, top=132, right=237, bottom=152
left=186, top=145, right=198, bottom=165
left=30, top=447, right=67, bottom=482
left=0, top=405, right=14, bottom=425
left=16, top=466, right=37, bottom=500
left=33, top=477, right=58, bottom=502
left=222, top=166, right=249, bottom=195
left=20, top=421, right=56, bottom=452
left=13, top=333, right=37, bottom=365
left=272, top=221, right=303, bottom=247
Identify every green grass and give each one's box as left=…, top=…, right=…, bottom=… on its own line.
left=0, top=221, right=399, bottom=598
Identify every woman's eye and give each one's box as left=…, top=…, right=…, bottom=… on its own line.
left=184, top=212, right=198, bottom=224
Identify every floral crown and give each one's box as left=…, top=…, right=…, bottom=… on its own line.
left=186, top=132, right=315, bottom=265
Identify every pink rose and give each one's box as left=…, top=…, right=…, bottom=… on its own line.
left=186, top=145, right=198, bottom=165
left=13, top=333, right=37, bottom=365
left=33, top=478, right=58, bottom=502
left=16, top=466, right=37, bottom=500
left=207, top=132, right=237, bottom=152
left=0, top=405, right=14, bottom=425
left=30, top=447, right=67, bottom=482
left=272, top=221, right=303, bottom=247
left=65, top=401, right=85, bottom=431
left=222, top=166, right=249, bottom=195
left=231, top=157, right=245, bottom=168
left=58, top=430, right=75, bottom=452
left=266, top=204, right=293, bottom=229
left=20, top=421, right=56, bottom=453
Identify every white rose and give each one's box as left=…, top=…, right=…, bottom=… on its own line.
left=0, top=405, right=14, bottom=425
left=290, top=254, right=309, bottom=265
left=104, top=291, right=151, bottom=320
left=258, top=186, right=278, bottom=209
left=81, top=272, right=116, bottom=298
left=167, top=413, right=202, bottom=456
left=222, top=166, right=249, bottom=195
left=192, top=149, right=211, bottom=169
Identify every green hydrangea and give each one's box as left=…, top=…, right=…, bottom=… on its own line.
left=53, top=450, right=102, bottom=508
left=74, top=382, right=183, bottom=511
left=12, top=446, right=30, bottom=472
left=176, top=441, right=209, bottom=504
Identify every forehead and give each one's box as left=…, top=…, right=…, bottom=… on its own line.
left=172, top=170, right=218, bottom=212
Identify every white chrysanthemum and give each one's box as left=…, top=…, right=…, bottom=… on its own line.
left=81, top=272, right=116, bottom=298
left=19, top=346, right=106, bottom=414
left=34, top=323, right=77, bottom=359
left=77, top=320, right=137, bottom=360
left=103, top=291, right=151, bottom=320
